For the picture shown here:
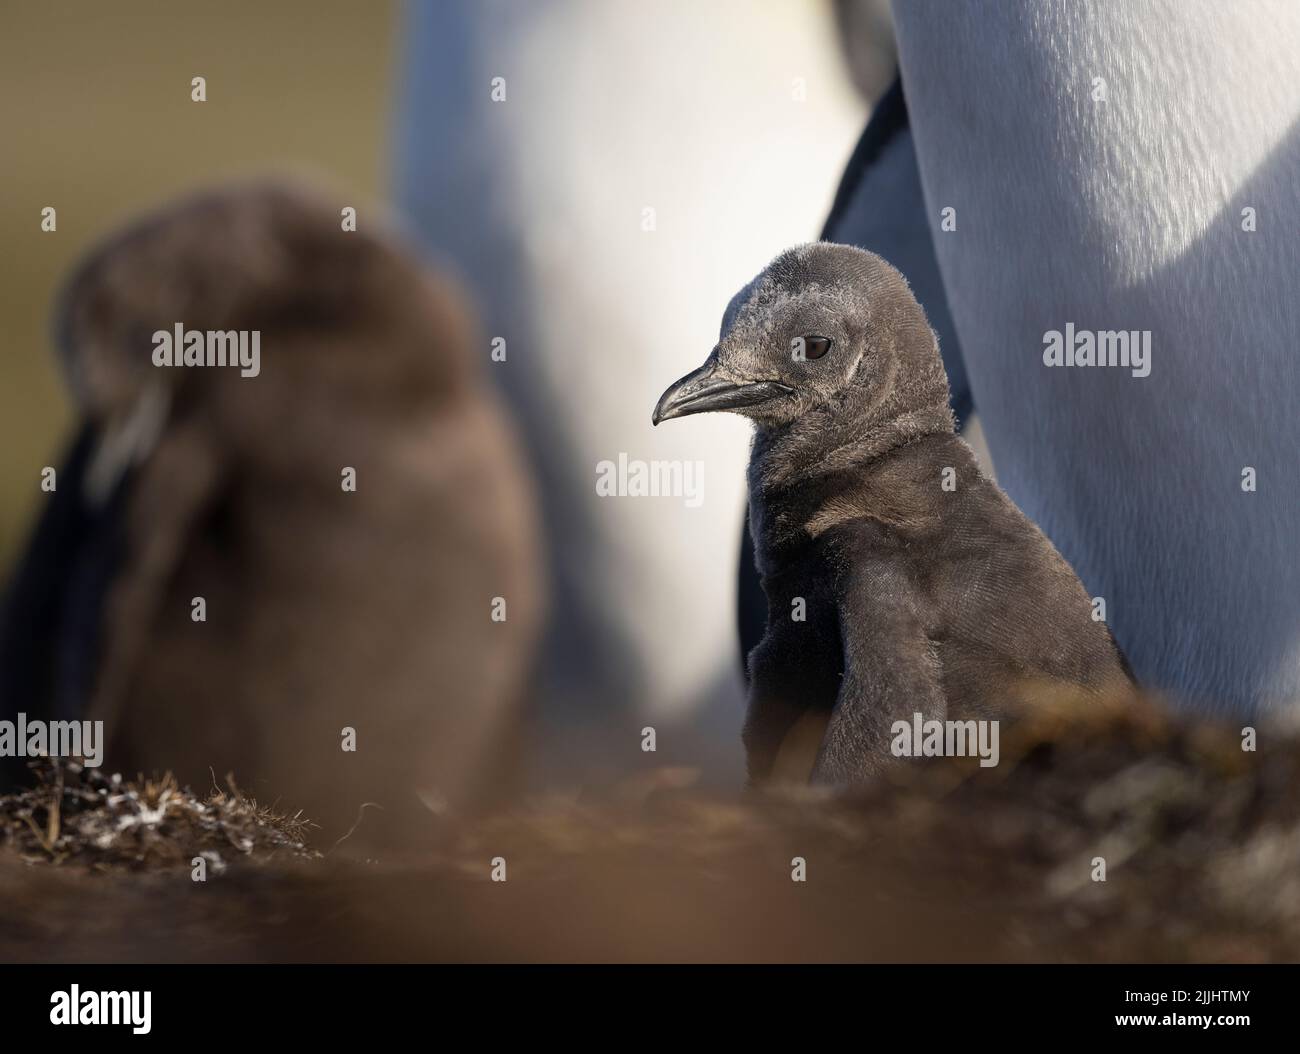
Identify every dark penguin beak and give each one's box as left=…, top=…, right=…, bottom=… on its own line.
left=652, top=356, right=794, bottom=425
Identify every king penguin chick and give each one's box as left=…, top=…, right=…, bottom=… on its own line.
left=653, top=243, right=1132, bottom=786
left=0, top=179, right=542, bottom=842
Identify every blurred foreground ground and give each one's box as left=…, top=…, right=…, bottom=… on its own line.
left=2, top=695, right=1297, bottom=963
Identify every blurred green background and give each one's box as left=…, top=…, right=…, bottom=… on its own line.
left=0, top=0, right=396, bottom=565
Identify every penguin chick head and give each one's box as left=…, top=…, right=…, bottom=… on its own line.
left=55, top=176, right=477, bottom=425
left=653, top=243, right=951, bottom=432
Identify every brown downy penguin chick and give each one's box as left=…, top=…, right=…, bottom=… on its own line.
left=653, top=243, right=1132, bottom=785
left=39, top=179, right=542, bottom=842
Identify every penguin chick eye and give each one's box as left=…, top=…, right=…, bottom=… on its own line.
left=801, top=335, right=833, bottom=360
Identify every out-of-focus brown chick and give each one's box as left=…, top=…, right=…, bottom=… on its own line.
left=47, top=179, right=542, bottom=843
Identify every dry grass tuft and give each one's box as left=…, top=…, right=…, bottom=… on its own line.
left=0, top=758, right=317, bottom=872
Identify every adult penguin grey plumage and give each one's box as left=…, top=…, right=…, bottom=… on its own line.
left=0, top=180, right=543, bottom=841
left=655, top=243, right=1132, bottom=784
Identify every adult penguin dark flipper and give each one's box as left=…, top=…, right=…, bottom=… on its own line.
left=0, top=426, right=130, bottom=790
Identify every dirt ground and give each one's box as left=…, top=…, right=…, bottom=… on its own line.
left=2, top=695, right=1298, bottom=963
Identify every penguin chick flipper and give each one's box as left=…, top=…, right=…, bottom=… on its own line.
left=812, top=558, right=946, bottom=787
left=743, top=612, right=841, bottom=785
left=87, top=413, right=226, bottom=750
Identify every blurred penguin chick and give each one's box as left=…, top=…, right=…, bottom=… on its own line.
left=46, top=179, right=543, bottom=843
